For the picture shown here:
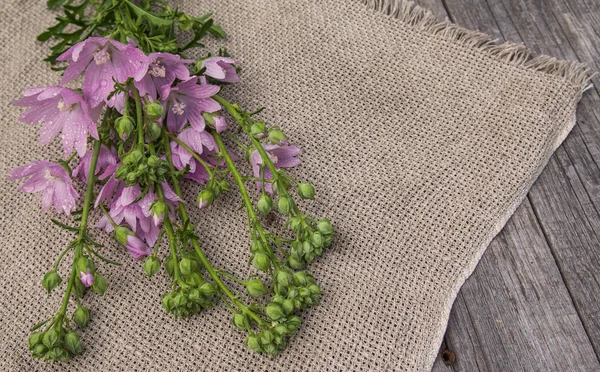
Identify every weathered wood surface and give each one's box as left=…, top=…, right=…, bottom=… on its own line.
left=414, top=0, right=600, bottom=370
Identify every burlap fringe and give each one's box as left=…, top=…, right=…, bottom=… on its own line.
left=363, top=0, right=594, bottom=89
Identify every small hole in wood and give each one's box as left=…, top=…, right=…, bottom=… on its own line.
left=441, top=349, right=456, bottom=365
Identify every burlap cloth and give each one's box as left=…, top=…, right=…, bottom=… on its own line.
left=0, top=0, right=592, bottom=371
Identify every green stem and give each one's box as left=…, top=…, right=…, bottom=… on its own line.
left=155, top=184, right=183, bottom=284
left=212, top=131, right=281, bottom=271
left=132, top=86, right=144, bottom=147
left=160, top=126, right=267, bottom=326
left=57, top=139, right=103, bottom=328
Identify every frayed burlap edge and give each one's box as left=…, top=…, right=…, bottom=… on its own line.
left=361, top=0, right=593, bottom=370
left=363, top=0, right=594, bottom=90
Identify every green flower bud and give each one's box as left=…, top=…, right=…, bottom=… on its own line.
left=165, top=256, right=176, bottom=277
left=302, top=241, right=314, bottom=255
left=287, top=216, right=303, bottom=233
left=179, top=257, right=194, bottom=276
left=42, top=329, right=59, bottom=349
left=317, top=218, right=334, bottom=236
left=286, top=316, right=302, bottom=333
left=264, top=343, right=278, bottom=358
left=28, top=332, right=43, bottom=349
left=72, top=306, right=90, bottom=328
left=232, top=313, right=249, bottom=329
left=246, top=334, right=262, bottom=353
left=144, top=101, right=163, bottom=120
left=64, top=332, right=82, bottom=354
left=147, top=121, right=162, bottom=140
left=199, top=282, right=216, bottom=297
left=288, top=254, right=305, bottom=270
left=115, top=115, right=134, bottom=140
left=281, top=299, right=295, bottom=315
left=260, top=330, right=275, bottom=345
left=144, top=256, right=160, bottom=277
left=177, top=13, right=195, bottom=31
left=265, top=303, right=285, bottom=321
left=275, top=270, right=292, bottom=287
left=252, top=253, right=270, bottom=272
left=308, top=284, right=322, bottom=295
left=76, top=257, right=93, bottom=273
left=245, top=279, right=266, bottom=297
left=273, top=324, right=288, bottom=336
left=292, top=271, right=309, bottom=286
left=250, top=122, right=267, bottom=138
left=31, top=343, right=47, bottom=357
left=297, top=183, right=315, bottom=200
left=257, top=194, right=272, bottom=216
left=114, top=225, right=133, bottom=245
left=197, top=188, right=214, bottom=209
left=174, top=293, right=187, bottom=307
left=268, top=129, right=286, bottom=144
left=250, top=240, right=263, bottom=253
left=162, top=294, right=174, bottom=311
left=188, top=272, right=205, bottom=287
left=41, top=271, right=62, bottom=294
left=277, top=196, right=292, bottom=215
left=311, top=232, right=324, bottom=248
left=92, top=273, right=108, bottom=295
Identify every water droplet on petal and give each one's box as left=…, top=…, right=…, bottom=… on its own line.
left=100, top=80, right=107, bottom=87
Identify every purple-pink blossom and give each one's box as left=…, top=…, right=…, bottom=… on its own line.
left=12, top=87, right=99, bottom=156
left=251, top=145, right=302, bottom=193
left=135, top=52, right=193, bottom=100
left=202, top=57, right=240, bottom=83
left=124, top=234, right=152, bottom=259
left=160, top=76, right=221, bottom=132
left=73, top=145, right=118, bottom=183
left=9, top=161, right=79, bottom=215
left=170, top=128, right=217, bottom=184
left=57, top=37, right=148, bottom=108
left=80, top=269, right=94, bottom=287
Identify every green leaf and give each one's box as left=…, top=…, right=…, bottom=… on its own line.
left=50, top=219, right=79, bottom=232
left=125, top=0, right=174, bottom=27
left=47, top=0, right=67, bottom=10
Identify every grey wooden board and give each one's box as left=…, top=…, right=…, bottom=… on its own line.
left=408, top=0, right=600, bottom=370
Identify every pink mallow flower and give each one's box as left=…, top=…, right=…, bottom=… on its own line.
left=160, top=76, right=221, bottom=133
left=135, top=52, right=193, bottom=100
left=124, top=234, right=152, bottom=259
left=170, top=128, right=217, bottom=184
left=73, top=145, right=118, bottom=183
left=12, top=87, right=100, bottom=156
left=57, top=37, right=148, bottom=108
left=202, top=57, right=240, bottom=83
left=9, top=161, right=79, bottom=215
left=80, top=269, right=94, bottom=287
left=251, top=145, right=301, bottom=193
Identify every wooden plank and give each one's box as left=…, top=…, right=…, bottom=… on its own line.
left=412, top=0, right=600, bottom=369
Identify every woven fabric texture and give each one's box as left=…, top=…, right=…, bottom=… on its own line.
left=0, top=0, right=591, bottom=371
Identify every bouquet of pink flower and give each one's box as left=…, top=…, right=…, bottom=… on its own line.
left=13, top=0, right=333, bottom=361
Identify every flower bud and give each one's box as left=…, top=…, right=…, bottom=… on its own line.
left=252, top=253, right=270, bottom=272
left=199, top=282, right=216, bottom=296
left=287, top=216, right=303, bottom=233
left=144, top=256, right=160, bottom=277
left=197, top=188, right=214, bottom=209
left=297, top=183, right=315, bottom=200
left=260, top=329, right=275, bottom=345
left=286, top=315, right=302, bottom=333
left=257, top=194, right=272, bottom=216
left=250, top=240, right=263, bottom=253
left=273, top=324, right=288, bottom=336
left=265, top=303, right=285, bottom=321
left=232, top=313, right=249, bottom=329
left=177, top=13, right=195, bottom=31
left=246, top=334, right=262, bottom=353
left=275, top=270, right=292, bottom=287
left=31, top=343, right=47, bottom=357
left=268, top=129, right=286, bottom=145
left=293, top=271, right=309, bottom=286
left=92, top=273, right=108, bottom=295
left=114, top=225, right=133, bottom=245
left=308, top=284, right=321, bottom=295
left=144, top=101, right=163, bottom=120
left=179, top=257, right=194, bottom=276
left=73, top=306, right=90, bottom=328
left=277, top=196, right=292, bottom=215
left=42, top=329, right=59, bottom=349
left=288, top=254, right=305, bottom=270
left=79, top=269, right=94, bottom=287
left=41, top=271, right=62, bottom=294
left=64, top=332, right=82, bottom=354
left=28, top=332, right=43, bottom=349
left=281, top=299, right=295, bottom=315
left=147, top=121, right=162, bottom=140
left=311, top=231, right=324, bottom=248
left=250, top=122, right=267, bottom=138
left=317, top=218, right=334, bottom=236
left=115, top=115, right=134, bottom=140
left=165, top=256, right=176, bottom=277
left=245, top=279, right=266, bottom=297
